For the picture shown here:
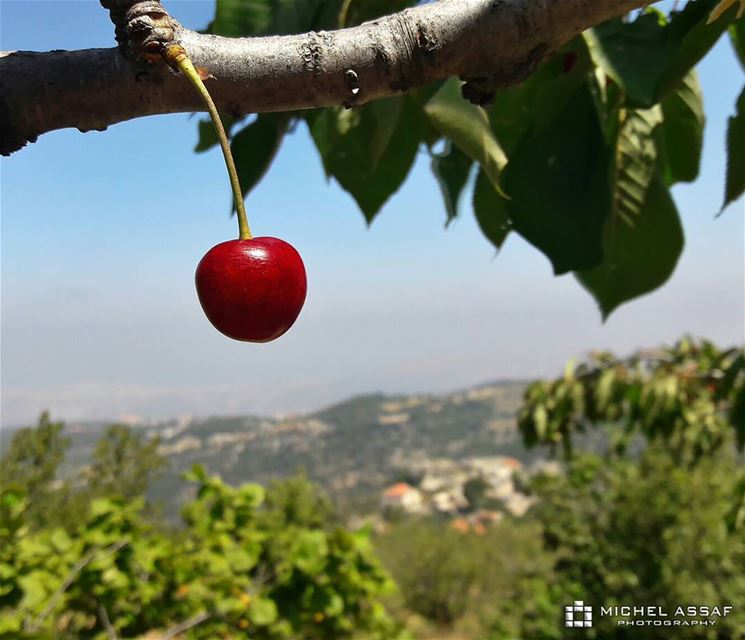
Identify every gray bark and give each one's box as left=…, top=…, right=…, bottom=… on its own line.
left=0, top=0, right=649, bottom=156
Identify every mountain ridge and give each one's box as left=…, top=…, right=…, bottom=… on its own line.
left=3, top=379, right=546, bottom=518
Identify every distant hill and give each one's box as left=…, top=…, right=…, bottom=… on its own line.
left=4, top=380, right=554, bottom=518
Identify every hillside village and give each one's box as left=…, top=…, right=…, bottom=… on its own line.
left=8, top=380, right=569, bottom=522
left=378, top=456, right=560, bottom=532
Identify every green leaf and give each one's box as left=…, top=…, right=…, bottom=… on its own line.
left=210, top=0, right=343, bottom=37
left=472, top=169, right=511, bottom=250
left=249, top=596, right=279, bottom=626
left=89, top=498, right=116, bottom=518
left=50, top=529, right=72, bottom=553
left=292, top=530, right=328, bottom=574
left=615, top=107, right=664, bottom=222
left=723, top=86, right=745, bottom=211
left=324, top=592, right=345, bottom=617
left=730, top=18, right=745, bottom=71
left=658, top=0, right=736, bottom=96
left=230, top=115, right=287, bottom=210
left=586, top=1, right=733, bottom=108
left=210, top=0, right=272, bottom=36
left=431, top=143, right=472, bottom=225
left=502, top=84, right=612, bottom=274
left=216, top=597, right=245, bottom=615
left=534, top=405, right=548, bottom=440
left=424, top=78, right=507, bottom=189
left=238, top=483, right=265, bottom=508
left=658, top=70, right=705, bottom=185
left=577, top=173, right=684, bottom=319
left=310, top=96, right=422, bottom=223
left=19, top=571, right=54, bottom=609
left=183, top=463, right=208, bottom=483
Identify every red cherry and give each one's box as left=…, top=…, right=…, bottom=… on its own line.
left=195, top=237, right=307, bottom=343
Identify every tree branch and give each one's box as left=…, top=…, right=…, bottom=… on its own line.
left=98, top=602, right=120, bottom=640
left=25, top=540, right=129, bottom=633
left=0, top=0, right=650, bottom=156
left=155, top=611, right=211, bottom=640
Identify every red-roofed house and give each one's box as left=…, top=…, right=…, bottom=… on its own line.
left=381, top=482, right=425, bottom=513
left=501, top=457, right=522, bottom=471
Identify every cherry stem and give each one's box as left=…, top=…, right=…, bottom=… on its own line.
left=163, top=44, right=252, bottom=240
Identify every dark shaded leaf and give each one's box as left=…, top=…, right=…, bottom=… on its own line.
left=342, top=0, right=414, bottom=27
left=472, top=169, right=511, bottom=250
left=732, top=385, right=745, bottom=449
left=723, top=86, right=745, bottom=210
left=586, top=1, right=732, bottom=108
left=230, top=115, right=287, bottom=209
left=658, top=0, right=736, bottom=95
left=431, top=143, right=472, bottom=225
left=310, top=96, right=422, bottom=222
left=577, top=173, right=684, bottom=319
left=424, top=78, right=506, bottom=189
left=488, top=38, right=592, bottom=155
left=658, top=70, right=705, bottom=185
left=503, top=84, right=612, bottom=274
left=210, top=0, right=345, bottom=37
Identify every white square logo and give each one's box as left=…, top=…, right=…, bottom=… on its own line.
left=565, top=601, right=593, bottom=628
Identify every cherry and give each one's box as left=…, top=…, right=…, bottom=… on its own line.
left=162, top=45, right=307, bottom=343
left=195, top=237, right=307, bottom=342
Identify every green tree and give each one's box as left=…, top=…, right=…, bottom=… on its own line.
left=518, top=337, right=745, bottom=462
left=375, top=518, right=549, bottom=634
left=261, top=473, right=335, bottom=530
left=490, top=337, right=745, bottom=639
left=463, top=476, right=490, bottom=511
left=86, top=424, right=167, bottom=499
left=0, top=413, right=71, bottom=529
left=490, top=446, right=745, bottom=639
left=0, top=466, right=403, bottom=639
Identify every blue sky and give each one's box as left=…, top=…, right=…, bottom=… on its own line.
left=1, top=1, right=743, bottom=427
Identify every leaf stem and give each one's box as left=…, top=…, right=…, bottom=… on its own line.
left=337, top=0, right=353, bottom=28
left=163, top=44, right=252, bottom=240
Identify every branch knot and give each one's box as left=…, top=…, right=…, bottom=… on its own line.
left=100, top=0, right=177, bottom=60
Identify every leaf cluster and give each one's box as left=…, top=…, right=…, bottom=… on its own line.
left=198, top=0, right=745, bottom=317
left=0, top=464, right=401, bottom=639
left=518, top=337, right=745, bottom=463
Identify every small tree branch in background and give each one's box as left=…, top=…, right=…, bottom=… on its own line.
left=98, top=603, right=120, bottom=640
left=25, top=540, right=129, bottom=633
left=155, top=611, right=211, bottom=640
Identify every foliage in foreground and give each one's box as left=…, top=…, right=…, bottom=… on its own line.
left=199, top=0, right=744, bottom=318
left=0, top=465, right=400, bottom=639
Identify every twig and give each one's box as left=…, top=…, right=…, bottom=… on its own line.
left=156, top=611, right=211, bottom=640
left=98, top=602, right=119, bottom=640
left=26, top=539, right=129, bottom=633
